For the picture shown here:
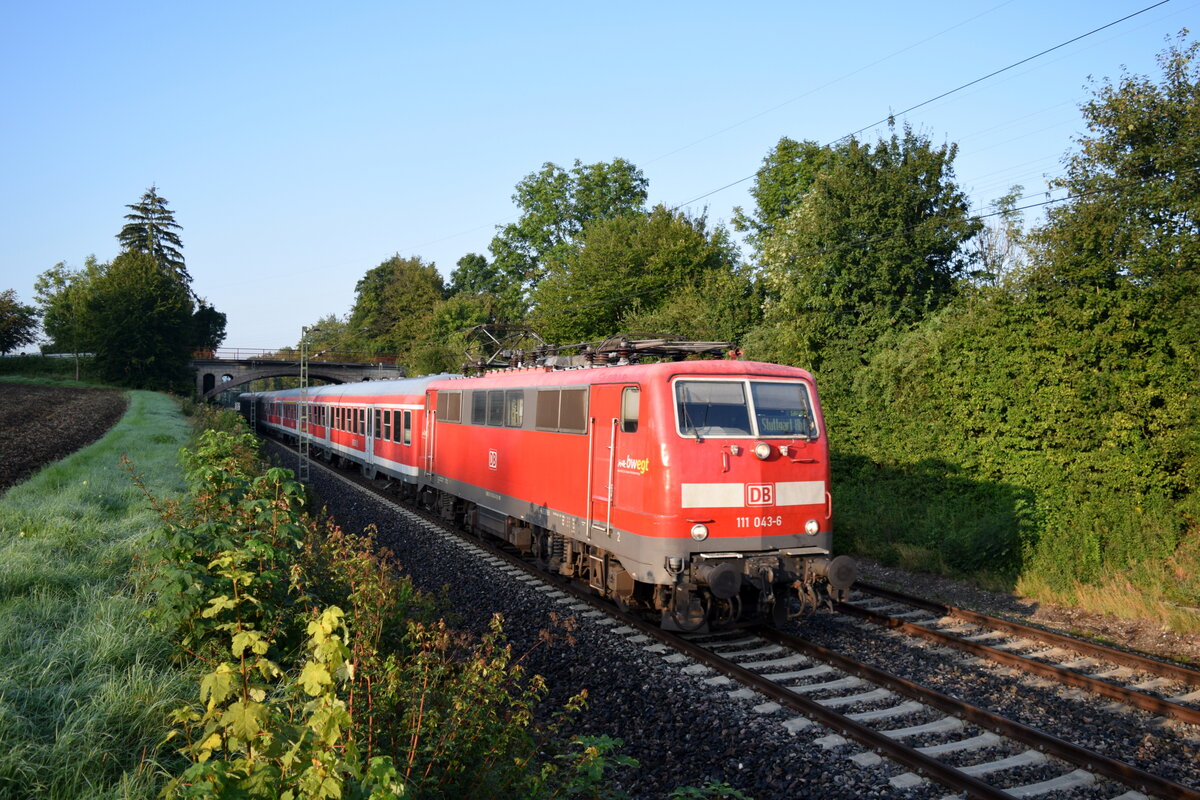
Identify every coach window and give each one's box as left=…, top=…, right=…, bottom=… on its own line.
left=621, top=387, right=640, bottom=433
left=358, top=408, right=366, bottom=435
left=382, top=410, right=392, bottom=440
left=402, top=410, right=412, bottom=445
left=471, top=392, right=487, bottom=425
left=374, top=409, right=382, bottom=439
left=506, top=391, right=523, bottom=427
left=487, top=390, right=504, bottom=426
left=437, top=391, right=461, bottom=423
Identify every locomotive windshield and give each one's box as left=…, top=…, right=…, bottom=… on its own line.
left=676, top=380, right=816, bottom=439
left=751, top=381, right=816, bottom=438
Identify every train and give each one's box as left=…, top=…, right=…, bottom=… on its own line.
left=238, top=345, right=855, bottom=631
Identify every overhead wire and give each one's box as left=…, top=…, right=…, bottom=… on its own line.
left=671, top=0, right=1173, bottom=211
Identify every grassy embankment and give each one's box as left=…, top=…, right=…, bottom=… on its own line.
left=0, top=389, right=192, bottom=799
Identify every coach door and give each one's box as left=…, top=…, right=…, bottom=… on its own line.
left=587, top=384, right=638, bottom=538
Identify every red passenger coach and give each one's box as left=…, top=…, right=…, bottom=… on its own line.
left=241, top=356, right=855, bottom=630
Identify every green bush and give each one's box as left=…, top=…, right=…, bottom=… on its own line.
left=145, top=423, right=640, bottom=799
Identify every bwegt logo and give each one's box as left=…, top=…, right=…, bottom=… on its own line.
left=617, top=455, right=649, bottom=474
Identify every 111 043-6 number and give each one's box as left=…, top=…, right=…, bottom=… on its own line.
left=735, top=515, right=784, bottom=528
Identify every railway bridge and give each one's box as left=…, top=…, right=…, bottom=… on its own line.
left=191, top=349, right=405, bottom=401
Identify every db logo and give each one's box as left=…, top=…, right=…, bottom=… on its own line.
left=488, top=449, right=498, bottom=470
left=746, top=483, right=774, bottom=506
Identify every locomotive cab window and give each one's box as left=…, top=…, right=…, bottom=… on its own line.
left=751, top=381, right=817, bottom=438
left=675, top=380, right=817, bottom=439
left=676, top=381, right=752, bottom=437
left=621, top=387, right=640, bottom=433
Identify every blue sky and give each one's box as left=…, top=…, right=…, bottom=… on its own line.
left=1, top=1, right=1193, bottom=352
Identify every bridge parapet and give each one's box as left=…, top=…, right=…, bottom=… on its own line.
left=192, top=354, right=405, bottom=400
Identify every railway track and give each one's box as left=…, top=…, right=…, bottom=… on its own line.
left=279, top=440, right=1199, bottom=799
left=838, top=583, right=1200, bottom=725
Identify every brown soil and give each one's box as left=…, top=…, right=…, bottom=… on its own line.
left=858, top=557, right=1200, bottom=666
left=0, top=382, right=129, bottom=494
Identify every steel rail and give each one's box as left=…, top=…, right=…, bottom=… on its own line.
left=754, top=625, right=1200, bottom=800
left=856, top=582, right=1200, bottom=686
left=836, top=600, right=1200, bottom=725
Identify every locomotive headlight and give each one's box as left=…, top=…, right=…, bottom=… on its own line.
left=753, top=441, right=772, bottom=460
left=690, top=523, right=709, bottom=541
left=804, top=518, right=820, bottom=535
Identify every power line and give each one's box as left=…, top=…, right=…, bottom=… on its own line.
left=672, top=0, right=1172, bottom=210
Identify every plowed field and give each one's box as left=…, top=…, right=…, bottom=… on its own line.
left=0, top=383, right=128, bottom=494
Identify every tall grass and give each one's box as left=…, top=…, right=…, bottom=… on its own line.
left=0, top=391, right=192, bottom=799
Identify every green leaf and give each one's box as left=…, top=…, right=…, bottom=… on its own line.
left=299, top=661, right=332, bottom=696
left=222, top=700, right=266, bottom=741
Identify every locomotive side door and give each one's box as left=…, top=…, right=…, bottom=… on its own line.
left=587, top=383, right=638, bottom=537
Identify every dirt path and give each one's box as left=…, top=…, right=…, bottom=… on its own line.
left=0, top=382, right=129, bottom=494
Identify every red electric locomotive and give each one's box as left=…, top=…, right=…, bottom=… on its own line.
left=241, top=351, right=855, bottom=630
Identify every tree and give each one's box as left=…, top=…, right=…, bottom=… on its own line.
left=970, top=187, right=1027, bottom=287
left=33, top=258, right=103, bottom=379
left=347, top=255, right=446, bottom=363
left=747, top=125, right=980, bottom=379
left=407, top=294, right=495, bottom=376
left=733, top=137, right=845, bottom=260
left=489, top=158, right=648, bottom=313
left=117, top=185, right=190, bottom=286
left=530, top=205, right=745, bottom=345
left=1030, top=33, right=1199, bottom=295
left=191, top=299, right=228, bottom=352
left=0, top=290, right=39, bottom=355
left=447, top=252, right=520, bottom=324
left=86, top=251, right=194, bottom=389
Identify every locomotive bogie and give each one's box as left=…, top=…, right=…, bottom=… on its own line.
left=241, top=359, right=856, bottom=629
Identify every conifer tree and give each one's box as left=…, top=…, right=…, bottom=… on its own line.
left=117, top=185, right=190, bottom=286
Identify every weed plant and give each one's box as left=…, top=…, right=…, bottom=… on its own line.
left=0, top=391, right=193, bottom=799
left=144, top=417, right=648, bottom=799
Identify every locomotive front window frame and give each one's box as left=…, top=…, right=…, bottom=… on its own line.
left=673, top=378, right=818, bottom=440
